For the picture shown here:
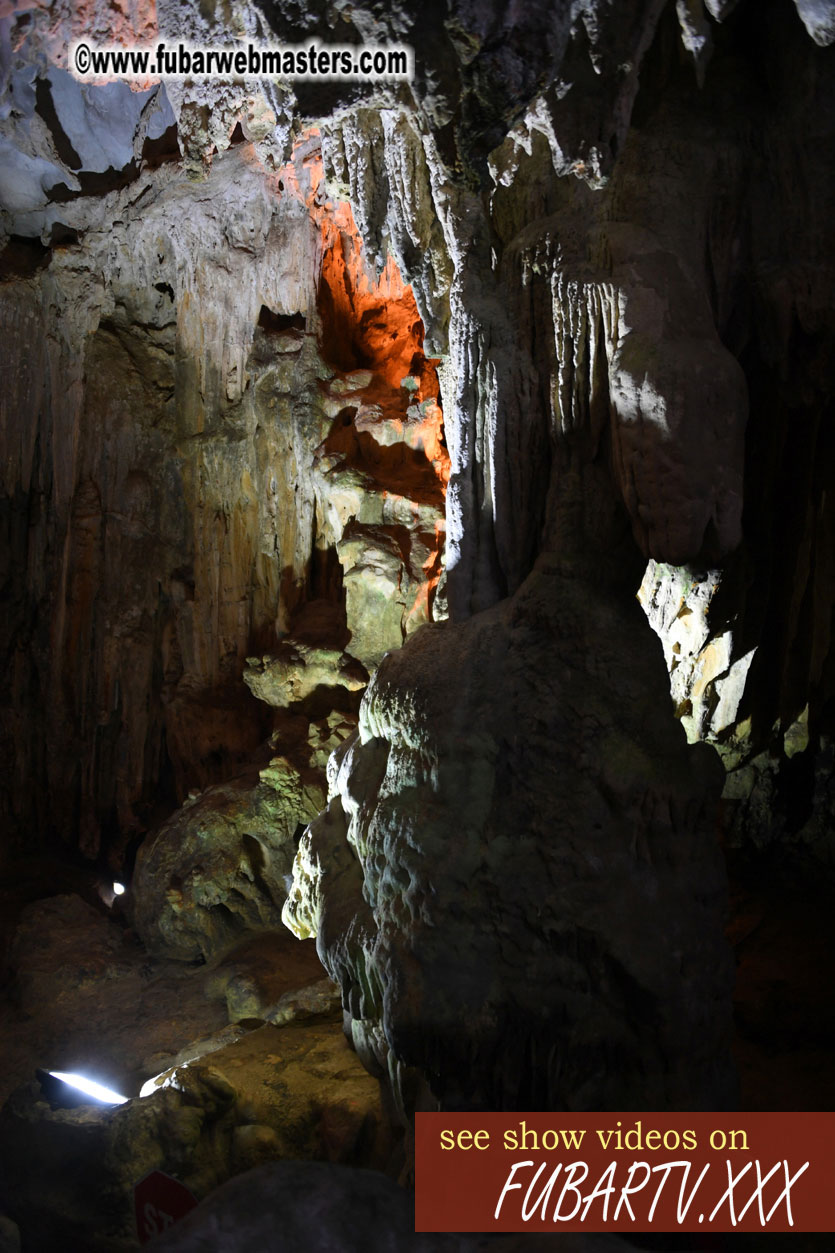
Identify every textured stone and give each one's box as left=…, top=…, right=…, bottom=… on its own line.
left=132, top=761, right=325, bottom=961
left=244, top=644, right=368, bottom=710
left=0, top=0, right=833, bottom=1226
left=0, top=1019, right=392, bottom=1253
left=0, top=137, right=74, bottom=211
left=264, top=977, right=342, bottom=1026
left=794, top=0, right=835, bottom=45
left=2, top=0, right=831, bottom=872
left=0, top=892, right=229, bottom=1109
left=38, top=68, right=155, bottom=183
left=202, top=930, right=329, bottom=1023
left=638, top=561, right=756, bottom=743
left=285, top=553, right=735, bottom=1113
left=0, top=125, right=447, bottom=864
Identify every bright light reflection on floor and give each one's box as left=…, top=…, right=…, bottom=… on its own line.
left=48, top=1071, right=128, bottom=1104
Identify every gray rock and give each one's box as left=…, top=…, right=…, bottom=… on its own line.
left=285, top=553, right=736, bottom=1113
left=146, top=1160, right=456, bottom=1253
left=146, top=85, right=177, bottom=143
left=39, top=67, right=154, bottom=177
left=793, top=0, right=835, bottom=45
left=0, top=137, right=76, bottom=211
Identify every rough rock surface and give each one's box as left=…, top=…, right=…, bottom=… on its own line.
left=285, top=553, right=735, bottom=1112
left=0, top=1012, right=393, bottom=1253
left=201, top=931, right=336, bottom=1024
left=131, top=758, right=326, bottom=961
left=0, top=121, right=447, bottom=868
left=1, top=892, right=229, bottom=1107
left=1, top=0, right=834, bottom=1233
left=0, top=892, right=331, bottom=1106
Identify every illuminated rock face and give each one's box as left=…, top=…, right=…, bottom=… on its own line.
left=0, top=126, right=447, bottom=866
left=284, top=559, right=734, bottom=1112
left=282, top=1, right=835, bottom=1110
left=1, top=0, right=834, bottom=1128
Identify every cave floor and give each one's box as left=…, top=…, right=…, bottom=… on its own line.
left=0, top=860, right=325, bottom=1108
left=0, top=849, right=832, bottom=1115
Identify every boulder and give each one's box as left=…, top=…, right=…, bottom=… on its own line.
left=0, top=1021, right=393, bottom=1253
left=132, top=762, right=325, bottom=962
left=146, top=1160, right=453, bottom=1253
left=285, top=554, right=735, bottom=1113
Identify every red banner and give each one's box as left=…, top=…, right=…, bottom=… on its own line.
left=415, top=1112, right=834, bottom=1233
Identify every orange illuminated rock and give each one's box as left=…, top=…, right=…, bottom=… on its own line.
left=261, top=131, right=450, bottom=669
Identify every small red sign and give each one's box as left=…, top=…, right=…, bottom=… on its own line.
left=134, top=1169, right=198, bottom=1245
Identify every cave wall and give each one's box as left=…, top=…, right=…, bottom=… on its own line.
left=0, top=112, right=447, bottom=868
left=0, top=141, right=323, bottom=858
left=1, top=0, right=834, bottom=1113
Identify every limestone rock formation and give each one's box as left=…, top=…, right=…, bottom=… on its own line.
left=204, top=932, right=336, bottom=1023
left=1, top=3, right=834, bottom=1245
left=2, top=893, right=228, bottom=1108
left=244, top=644, right=367, bottom=711
left=285, top=553, right=735, bottom=1112
left=131, top=760, right=326, bottom=961
left=638, top=562, right=755, bottom=745
left=0, top=117, right=448, bottom=868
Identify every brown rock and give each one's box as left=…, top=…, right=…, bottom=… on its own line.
left=132, top=762, right=325, bottom=962
left=0, top=1021, right=394, bottom=1253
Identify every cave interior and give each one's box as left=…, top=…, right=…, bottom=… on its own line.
left=0, top=0, right=834, bottom=1250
